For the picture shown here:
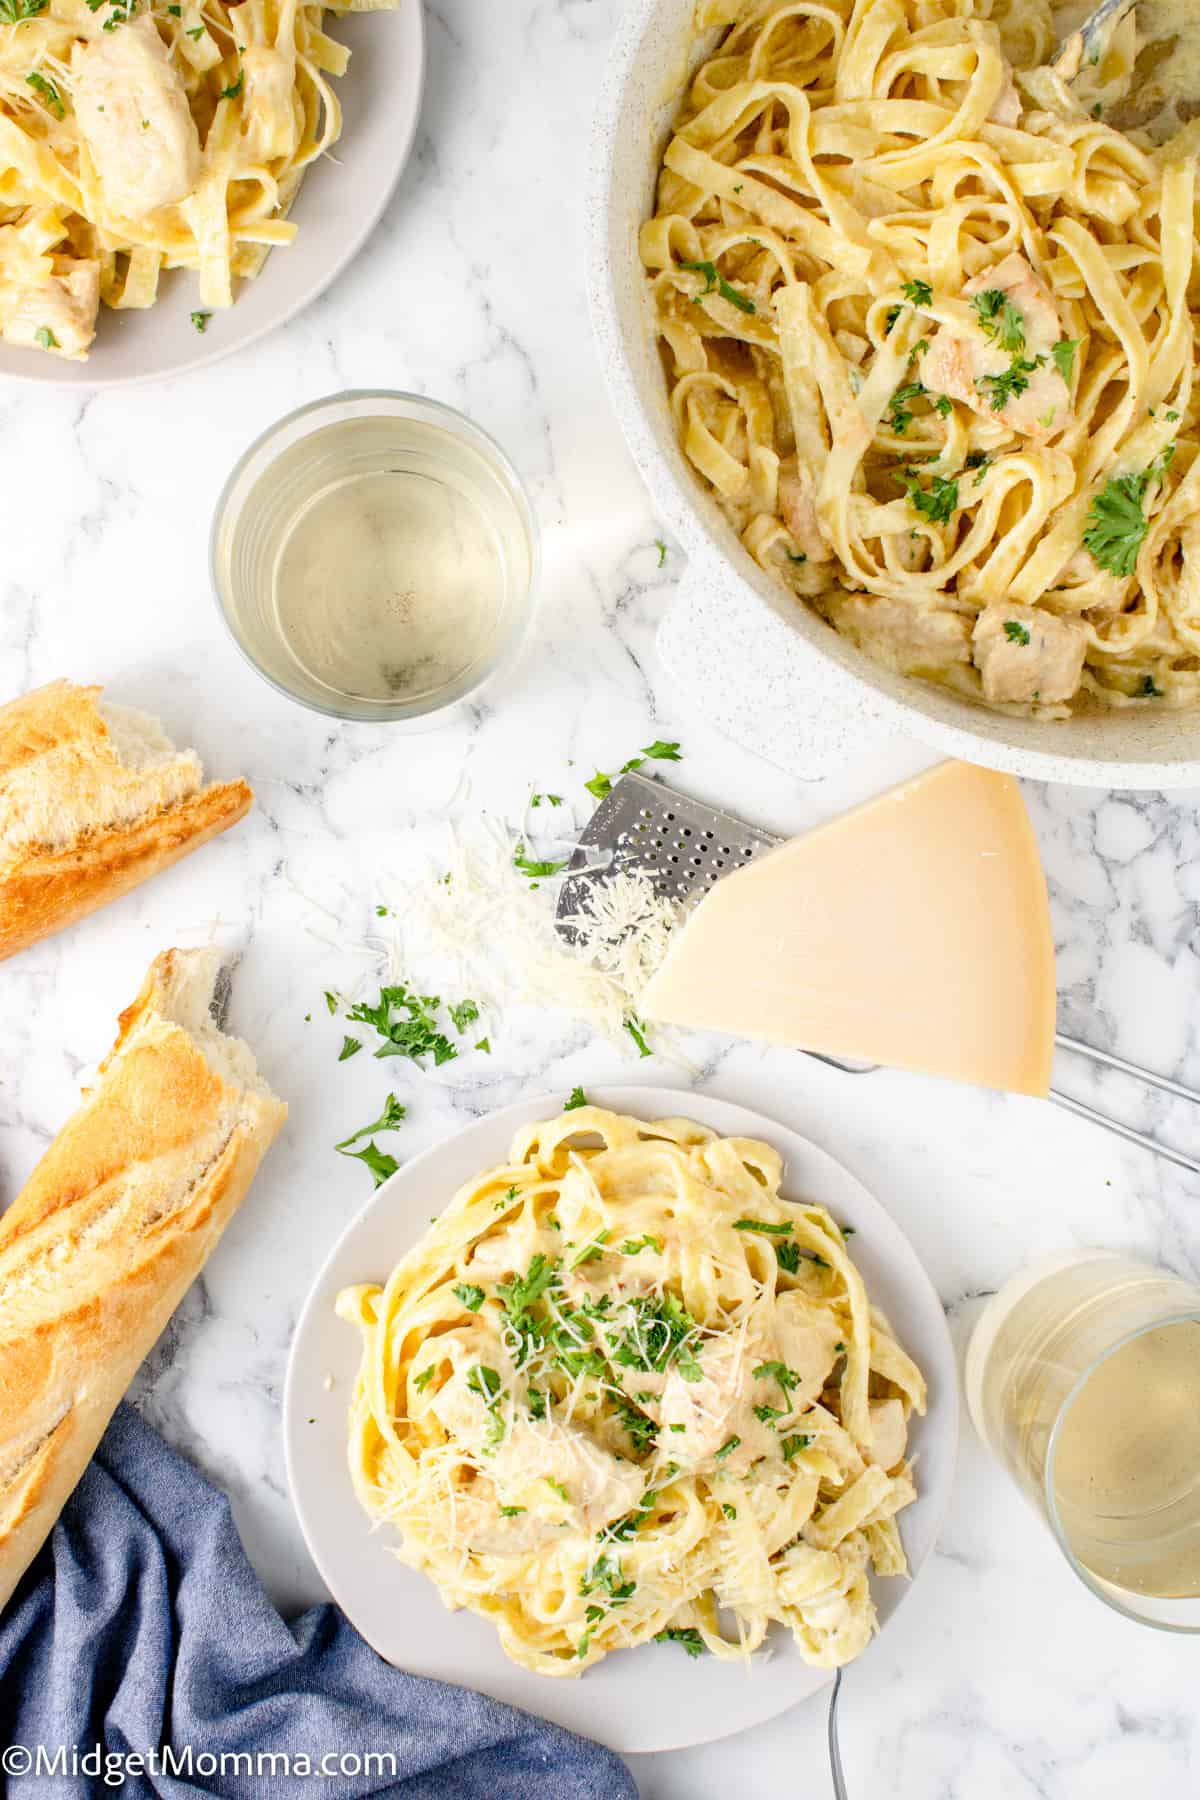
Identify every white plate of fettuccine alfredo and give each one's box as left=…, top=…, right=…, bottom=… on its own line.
left=283, top=1088, right=957, bottom=1755
left=0, top=0, right=423, bottom=384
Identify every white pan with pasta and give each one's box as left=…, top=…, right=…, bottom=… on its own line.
left=283, top=1086, right=957, bottom=1755
left=0, top=0, right=423, bottom=384
left=587, top=0, right=1200, bottom=787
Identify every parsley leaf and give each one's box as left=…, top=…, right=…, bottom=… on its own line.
left=1003, top=620, right=1031, bottom=646
left=570, top=1229, right=612, bottom=1269
left=33, top=326, right=58, bottom=351
left=752, top=1360, right=803, bottom=1390
left=901, top=278, right=933, bottom=308
left=324, top=990, right=338, bottom=1015
left=580, top=1553, right=636, bottom=1603
left=347, top=983, right=457, bottom=1066
left=715, top=1435, right=741, bottom=1460
left=413, top=1366, right=435, bottom=1393
left=475, top=1037, right=491, bottom=1054
left=563, top=1086, right=588, bottom=1111
left=681, top=259, right=756, bottom=314
left=898, top=468, right=960, bottom=525
left=1051, top=338, right=1079, bottom=383
left=337, top=1035, right=362, bottom=1061
left=621, top=1235, right=663, bottom=1255
left=887, top=381, right=926, bottom=436
left=1083, top=468, right=1162, bottom=577
left=335, top=1092, right=407, bottom=1152
left=654, top=539, right=668, bottom=567
left=624, top=1015, right=652, bottom=1058
left=25, top=71, right=64, bottom=116
left=1141, top=674, right=1164, bottom=698
left=642, top=739, right=682, bottom=761
left=340, top=1141, right=398, bottom=1188
left=776, top=1240, right=802, bottom=1275
left=498, top=1505, right=526, bottom=1517
left=978, top=355, right=1044, bottom=413
left=733, top=1218, right=793, bottom=1237
left=655, top=1627, right=706, bottom=1657
left=220, top=70, right=243, bottom=100
left=448, top=998, right=480, bottom=1033
left=781, top=1433, right=812, bottom=1462
left=190, top=310, right=210, bottom=332
left=453, top=1283, right=485, bottom=1312
left=0, top=0, right=48, bottom=19
left=513, top=843, right=567, bottom=880
left=971, top=290, right=1026, bottom=355
left=585, top=771, right=612, bottom=801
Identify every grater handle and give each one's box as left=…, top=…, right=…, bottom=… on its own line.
left=656, top=562, right=892, bottom=781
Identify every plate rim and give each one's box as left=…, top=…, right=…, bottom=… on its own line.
left=283, top=1084, right=959, bottom=1754
left=0, top=0, right=426, bottom=390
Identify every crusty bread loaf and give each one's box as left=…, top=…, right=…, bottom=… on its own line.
left=0, top=948, right=286, bottom=1613
left=0, top=680, right=252, bottom=961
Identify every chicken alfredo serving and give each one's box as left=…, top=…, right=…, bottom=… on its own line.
left=644, top=0, right=1200, bottom=715
left=0, top=0, right=393, bottom=360
left=337, top=1105, right=925, bottom=1676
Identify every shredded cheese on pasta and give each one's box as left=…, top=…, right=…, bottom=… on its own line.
left=337, top=1105, right=925, bottom=1676
left=644, top=0, right=1200, bottom=715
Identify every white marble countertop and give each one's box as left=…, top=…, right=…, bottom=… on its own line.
left=3, top=1, right=1200, bottom=1793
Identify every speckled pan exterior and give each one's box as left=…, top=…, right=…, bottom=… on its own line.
left=586, top=0, right=1200, bottom=787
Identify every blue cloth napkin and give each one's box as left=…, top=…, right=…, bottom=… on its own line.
left=0, top=1403, right=637, bottom=1799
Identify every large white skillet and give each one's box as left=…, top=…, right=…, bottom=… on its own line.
left=586, top=0, right=1200, bottom=786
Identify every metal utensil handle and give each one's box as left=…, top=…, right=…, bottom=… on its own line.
left=1056, top=1032, right=1200, bottom=1106
left=1049, top=1088, right=1200, bottom=1176
left=827, top=1668, right=848, bottom=1800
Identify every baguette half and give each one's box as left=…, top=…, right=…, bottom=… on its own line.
left=0, top=947, right=287, bottom=1613
left=0, top=680, right=252, bottom=961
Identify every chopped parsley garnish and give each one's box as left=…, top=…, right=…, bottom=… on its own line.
left=621, top=1235, right=663, bottom=1255
left=1082, top=462, right=1171, bottom=577
left=965, top=450, right=990, bottom=485
left=978, top=355, right=1043, bottom=413
left=753, top=1403, right=785, bottom=1425
left=453, top=1283, right=485, bottom=1312
left=545, top=1478, right=570, bottom=1502
left=413, top=1366, right=435, bottom=1393
left=347, top=983, right=457, bottom=1066
left=527, top=1387, right=547, bottom=1420
left=190, top=310, right=210, bottom=332
left=448, top=998, right=480, bottom=1033
left=610, top=1291, right=701, bottom=1380
left=933, top=394, right=952, bottom=417
left=1051, top=338, right=1079, bottom=383
left=571, top=1228, right=612, bottom=1268
left=337, top=1035, right=362, bottom=1061
left=612, top=1395, right=657, bottom=1454
left=497, top=1253, right=560, bottom=1363
left=220, top=70, right=243, bottom=100
left=733, top=1218, right=793, bottom=1237
left=669, top=1422, right=686, bottom=1432
left=185, top=21, right=203, bottom=35
left=887, top=381, right=926, bottom=436
left=681, top=259, right=756, bottom=315
left=1141, top=674, right=1164, bottom=698
left=584, top=770, right=612, bottom=800
left=25, top=71, right=64, bottom=116
left=642, top=739, right=682, bottom=761
left=785, top=549, right=807, bottom=564
left=512, top=843, right=568, bottom=880
left=752, top=1360, right=803, bottom=1390
left=339, top=1141, right=398, bottom=1188
left=0, top=0, right=47, bottom=19
left=324, top=990, right=338, bottom=1014
left=655, top=538, right=668, bottom=567
left=466, top=1363, right=502, bottom=1403
left=776, top=1240, right=802, bottom=1275
left=781, top=1433, right=812, bottom=1462
left=475, top=1037, right=490, bottom=1054
left=580, top=1553, right=635, bottom=1602
left=1003, top=620, right=1031, bottom=646
left=970, top=288, right=1026, bottom=355
left=901, top=278, right=933, bottom=308
left=335, top=1093, right=407, bottom=1153
left=897, top=468, right=960, bottom=525
left=33, top=326, right=58, bottom=351
left=655, top=1627, right=706, bottom=1657
left=884, top=305, right=901, bottom=335
left=715, top=1436, right=741, bottom=1460
left=498, top=1505, right=525, bottom=1517
left=624, top=1015, right=652, bottom=1058
left=722, top=1504, right=737, bottom=1520
left=563, top=1086, right=588, bottom=1111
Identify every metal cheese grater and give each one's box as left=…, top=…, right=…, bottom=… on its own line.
left=556, top=771, right=1200, bottom=1176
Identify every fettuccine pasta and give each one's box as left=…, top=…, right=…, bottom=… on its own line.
left=0, top=0, right=393, bottom=360
left=643, top=0, right=1200, bottom=715
left=337, top=1105, right=925, bottom=1677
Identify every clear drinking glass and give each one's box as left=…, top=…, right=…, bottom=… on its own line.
left=965, top=1250, right=1200, bottom=1630
left=211, top=391, right=539, bottom=722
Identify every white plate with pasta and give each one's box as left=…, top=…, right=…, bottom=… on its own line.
left=0, top=0, right=423, bottom=385
left=284, top=1087, right=957, bottom=1753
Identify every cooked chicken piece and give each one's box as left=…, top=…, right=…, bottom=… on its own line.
left=241, top=46, right=298, bottom=161
left=923, top=252, right=1071, bottom=439
left=988, top=67, right=1023, bottom=127
left=660, top=1331, right=747, bottom=1461
left=778, top=456, right=833, bottom=562
left=72, top=16, right=201, bottom=218
left=972, top=602, right=1089, bottom=705
left=867, top=1398, right=908, bottom=1470
left=773, top=1293, right=844, bottom=1408
left=1, top=260, right=101, bottom=359
left=825, top=592, right=973, bottom=677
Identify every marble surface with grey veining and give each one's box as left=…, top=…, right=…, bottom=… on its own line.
left=2, top=2, right=1200, bottom=1794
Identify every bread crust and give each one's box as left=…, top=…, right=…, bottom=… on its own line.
left=0, top=949, right=286, bottom=1613
left=0, top=681, right=252, bottom=961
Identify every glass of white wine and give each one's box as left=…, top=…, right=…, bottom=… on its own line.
left=965, top=1251, right=1200, bottom=1629
left=211, top=392, right=539, bottom=722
